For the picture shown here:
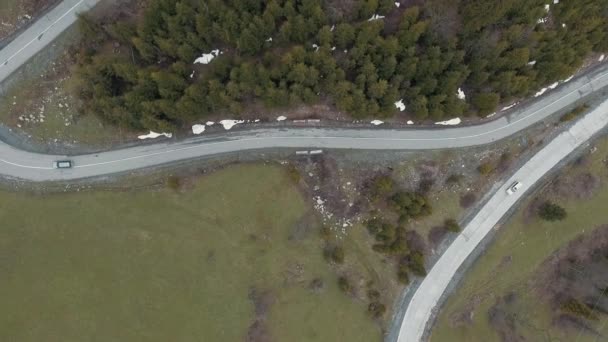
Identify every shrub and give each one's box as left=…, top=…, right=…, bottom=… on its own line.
left=407, top=252, right=427, bottom=276
left=560, top=298, right=598, bottom=320
left=446, top=174, right=464, bottom=185
left=369, top=175, right=394, bottom=199
left=459, top=193, right=477, bottom=208
left=367, top=289, right=381, bottom=301
left=538, top=201, right=567, bottom=221
left=338, top=276, right=352, bottom=293
left=324, top=245, right=345, bottom=264
left=444, top=218, right=461, bottom=232
left=368, top=301, right=387, bottom=319
left=477, top=161, right=495, bottom=175
left=166, top=175, right=181, bottom=191
left=286, top=164, right=301, bottom=183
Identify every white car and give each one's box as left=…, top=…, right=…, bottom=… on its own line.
left=506, top=181, right=522, bottom=195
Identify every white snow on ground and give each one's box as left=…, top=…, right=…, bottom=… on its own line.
left=563, top=75, right=574, bottom=82
left=407, top=120, right=414, bottom=125
left=194, top=49, right=221, bottom=65
left=266, top=37, right=273, bottom=42
left=395, top=99, right=406, bottom=111
left=395, top=2, right=401, bottom=7
left=548, top=82, right=559, bottom=89
left=368, top=14, right=385, bottom=21
left=527, top=60, right=537, bottom=66
left=371, top=120, right=384, bottom=125
left=219, top=119, right=244, bottom=130
left=537, top=17, right=548, bottom=24
left=192, top=124, right=205, bottom=134
left=276, top=116, right=287, bottom=121
left=312, top=44, right=319, bottom=52
left=535, top=87, right=548, bottom=97
left=435, top=117, right=461, bottom=126
left=138, top=131, right=172, bottom=140
left=206, top=121, right=215, bottom=126
left=600, top=54, right=606, bottom=62
left=554, top=0, right=559, bottom=4
left=501, top=102, right=519, bottom=111
left=457, top=88, right=466, bottom=100
left=544, top=4, right=550, bottom=12
left=189, top=71, right=195, bottom=78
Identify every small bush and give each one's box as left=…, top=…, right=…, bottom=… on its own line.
left=338, top=276, right=352, bottom=293
left=319, top=226, right=332, bottom=240
left=460, top=193, right=477, bottom=208
left=367, top=289, right=381, bottom=301
left=286, top=164, right=301, bottom=183
left=560, top=298, right=598, bottom=320
left=167, top=175, right=181, bottom=191
left=444, top=218, right=461, bottom=232
left=478, top=161, right=495, bottom=175
left=324, top=245, right=345, bottom=264
left=368, top=301, right=387, bottom=319
left=446, top=174, right=464, bottom=185
left=539, top=201, right=567, bottom=221
left=368, top=175, right=394, bottom=199
left=407, top=252, right=427, bottom=276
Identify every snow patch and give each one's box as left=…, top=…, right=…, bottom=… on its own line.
left=266, top=37, right=273, bottom=42
left=562, top=75, right=574, bottom=83
left=527, top=60, right=537, bottom=66
left=219, top=119, right=244, bottom=130
left=435, top=118, right=461, bottom=126
left=407, top=120, right=414, bottom=125
left=368, top=14, right=385, bottom=21
left=192, top=124, right=205, bottom=135
left=535, top=87, right=548, bottom=97
left=138, top=131, right=172, bottom=140
left=206, top=121, right=215, bottom=126
left=312, top=44, right=319, bottom=52
left=370, top=120, right=384, bottom=126
left=600, top=54, right=606, bottom=62
left=276, top=116, right=287, bottom=121
left=501, top=102, right=519, bottom=111
left=395, top=2, right=401, bottom=7
left=548, top=82, right=559, bottom=89
left=394, top=99, right=406, bottom=111
left=189, top=71, right=195, bottom=79
left=194, top=49, right=221, bottom=65
left=457, top=88, right=466, bottom=100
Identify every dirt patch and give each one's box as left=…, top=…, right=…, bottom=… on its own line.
left=533, top=225, right=608, bottom=336
left=551, top=172, right=601, bottom=200
left=246, top=287, right=276, bottom=342
left=488, top=296, right=526, bottom=342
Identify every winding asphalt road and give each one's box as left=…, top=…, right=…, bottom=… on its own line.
left=0, top=63, right=606, bottom=181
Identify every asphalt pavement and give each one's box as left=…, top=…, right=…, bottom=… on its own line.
left=0, top=62, right=605, bottom=181
left=0, top=0, right=99, bottom=83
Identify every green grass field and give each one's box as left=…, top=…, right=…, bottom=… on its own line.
left=0, top=164, right=381, bottom=342
left=431, top=137, right=608, bottom=341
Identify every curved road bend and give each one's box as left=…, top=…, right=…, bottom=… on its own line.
left=0, top=0, right=100, bottom=83
left=0, top=64, right=605, bottom=181
left=396, top=98, right=608, bottom=341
